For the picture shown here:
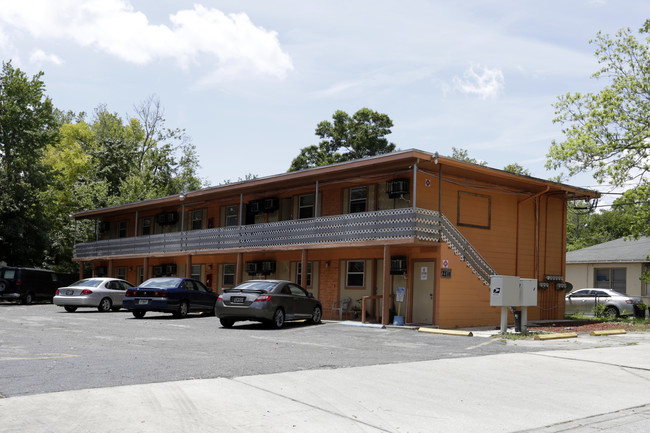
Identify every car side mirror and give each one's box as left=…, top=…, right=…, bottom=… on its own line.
left=307, top=292, right=314, bottom=298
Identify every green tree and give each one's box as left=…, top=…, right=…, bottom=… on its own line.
left=41, top=97, right=205, bottom=270
left=289, top=108, right=396, bottom=171
left=450, top=147, right=487, bottom=166
left=566, top=200, right=636, bottom=251
left=503, top=163, right=531, bottom=176
left=0, top=61, right=58, bottom=266
left=547, top=21, right=650, bottom=237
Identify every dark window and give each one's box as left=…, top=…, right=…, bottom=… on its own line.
left=225, top=205, right=238, bottom=227
left=350, top=187, right=367, bottom=213
left=299, top=194, right=314, bottom=219
left=191, top=210, right=203, bottom=230
left=142, top=218, right=151, bottom=235
left=346, top=260, right=365, bottom=287
left=119, top=221, right=128, bottom=238
left=594, top=268, right=626, bottom=293
left=191, top=265, right=201, bottom=280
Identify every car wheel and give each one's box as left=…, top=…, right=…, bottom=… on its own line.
left=272, top=308, right=285, bottom=329
left=98, top=297, right=112, bottom=312
left=0, top=279, right=7, bottom=291
left=173, top=301, right=189, bottom=318
left=220, top=318, right=234, bottom=328
left=22, top=292, right=34, bottom=305
left=132, top=310, right=146, bottom=319
left=309, top=306, right=322, bottom=324
left=64, top=306, right=78, bottom=312
left=604, top=306, right=619, bottom=318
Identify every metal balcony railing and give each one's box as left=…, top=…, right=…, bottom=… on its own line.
left=73, top=208, right=494, bottom=284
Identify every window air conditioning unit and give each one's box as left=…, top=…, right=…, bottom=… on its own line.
left=166, top=212, right=179, bottom=225
left=263, top=197, right=279, bottom=213
left=246, top=261, right=260, bottom=275
left=248, top=200, right=261, bottom=214
left=94, top=266, right=108, bottom=276
left=261, top=261, right=276, bottom=275
left=387, top=179, right=409, bottom=198
left=99, top=222, right=111, bottom=233
left=390, top=256, right=407, bottom=275
left=165, top=264, right=177, bottom=275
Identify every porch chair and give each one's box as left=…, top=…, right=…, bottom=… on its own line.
left=332, top=296, right=352, bottom=320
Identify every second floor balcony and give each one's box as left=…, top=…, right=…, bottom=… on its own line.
left=74, top=208, right=441, bottom=258
left=74, top=207, right=495, bottom=285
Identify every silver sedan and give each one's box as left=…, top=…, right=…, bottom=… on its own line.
left=565, top=288, right=643, bottom=318
left=54, top=278, right=135, bottom=312
left=216, top=280, right=322, bottom=328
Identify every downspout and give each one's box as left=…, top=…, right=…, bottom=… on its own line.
left=315, top=180, right=319, bottom=217
left=517, top=186, right=550, bottom=279
left=412, top=164, right=417, bottom=209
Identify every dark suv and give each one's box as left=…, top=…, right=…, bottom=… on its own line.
left=0, top=267, right=75, bottom=304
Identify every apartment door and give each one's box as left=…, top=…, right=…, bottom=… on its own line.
left=412, top=261, right=435, bottom=324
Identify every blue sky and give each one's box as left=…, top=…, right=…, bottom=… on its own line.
left=1, top=0, right=648, bottom=199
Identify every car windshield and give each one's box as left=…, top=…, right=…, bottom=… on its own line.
left=140, top=278, right=181, bottom=289
left=230, top=281, right=277, bottom=293
left=70, top=279, right=104, bottom=287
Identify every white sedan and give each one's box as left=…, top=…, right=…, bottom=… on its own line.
left=53, top=278, right=135, bottom=312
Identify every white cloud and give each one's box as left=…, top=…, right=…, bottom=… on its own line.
left=0, top=0, right=293, bottom=80
left=29, top=49, right=63, bottom=66
left=450, top=65, right=505, bottom=99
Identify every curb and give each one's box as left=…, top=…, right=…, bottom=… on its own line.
left=534, top=332, right=578, bottom=340
left=590, top=329, right=627, bottom=336
left=418, top=328, right=473, bottom=337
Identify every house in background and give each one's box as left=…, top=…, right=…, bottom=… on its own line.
left=566, top=237, right=650, bottom=303
left=71, top=149, right=598, bottom=328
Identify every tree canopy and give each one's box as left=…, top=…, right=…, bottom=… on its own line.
left=0, top=58, right=205, bottom=270
left=547, top=20, right=650, bottom=238
left=289, top=108, right=396, bottom=171
left=0, top=61, right=57, bottom=266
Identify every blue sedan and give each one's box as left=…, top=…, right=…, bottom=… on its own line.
left=123, top=277, right=218, bottom=319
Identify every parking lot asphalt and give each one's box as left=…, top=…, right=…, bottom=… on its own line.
left=1, top=322, right=650, bottom=432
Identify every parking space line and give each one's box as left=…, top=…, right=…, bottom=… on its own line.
left=0, top=353, right=79, bottom=361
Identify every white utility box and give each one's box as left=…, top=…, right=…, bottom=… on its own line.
left=519, top=278, right=538, bottom=306
left=490, top=275, right=520, bottom=307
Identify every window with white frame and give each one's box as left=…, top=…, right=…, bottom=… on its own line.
left=191, top=210, right=203, bottom=230
left=297, top=262, right=312, bottom=287
left=225, top=205, right=238, bottom=227
left=350, top=187, right=367, bottom=213
left=191, top=265, right=201, bottom=280
left=115, top=267, right=127, bottom=280
left=142, top=217, right=151, bottom=235
left=346, top=260, right=365, bottom=287
left=223, top=264, right=235, bottom=286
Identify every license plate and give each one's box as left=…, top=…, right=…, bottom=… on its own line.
left=138, top=299, right=149, bottom=305
left=66, top=290, right=74, bottom=296
left=231, top=296, right=246, bottom=304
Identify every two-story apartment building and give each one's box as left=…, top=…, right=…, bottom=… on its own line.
left=71, top=149, right=599, bottom=328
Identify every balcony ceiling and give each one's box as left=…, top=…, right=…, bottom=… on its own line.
left=72, top=149, right=599, bottom=219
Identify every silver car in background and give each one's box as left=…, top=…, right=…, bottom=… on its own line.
left=54, top=278, right=135, bottom=312
left=216, top=280, right=322, bottom=328
left=565, top=288, right=643, bottom=318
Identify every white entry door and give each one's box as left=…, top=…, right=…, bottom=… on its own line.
left=412, top=261, right=434, bottom=324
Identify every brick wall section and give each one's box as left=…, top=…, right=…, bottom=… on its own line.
left=319, top=261, right=340, bottom=320
left=320, top=189, right=341, bottom=216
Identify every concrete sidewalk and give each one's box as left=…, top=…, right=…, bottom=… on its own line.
left=2, top=336, right=650, bottom=432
